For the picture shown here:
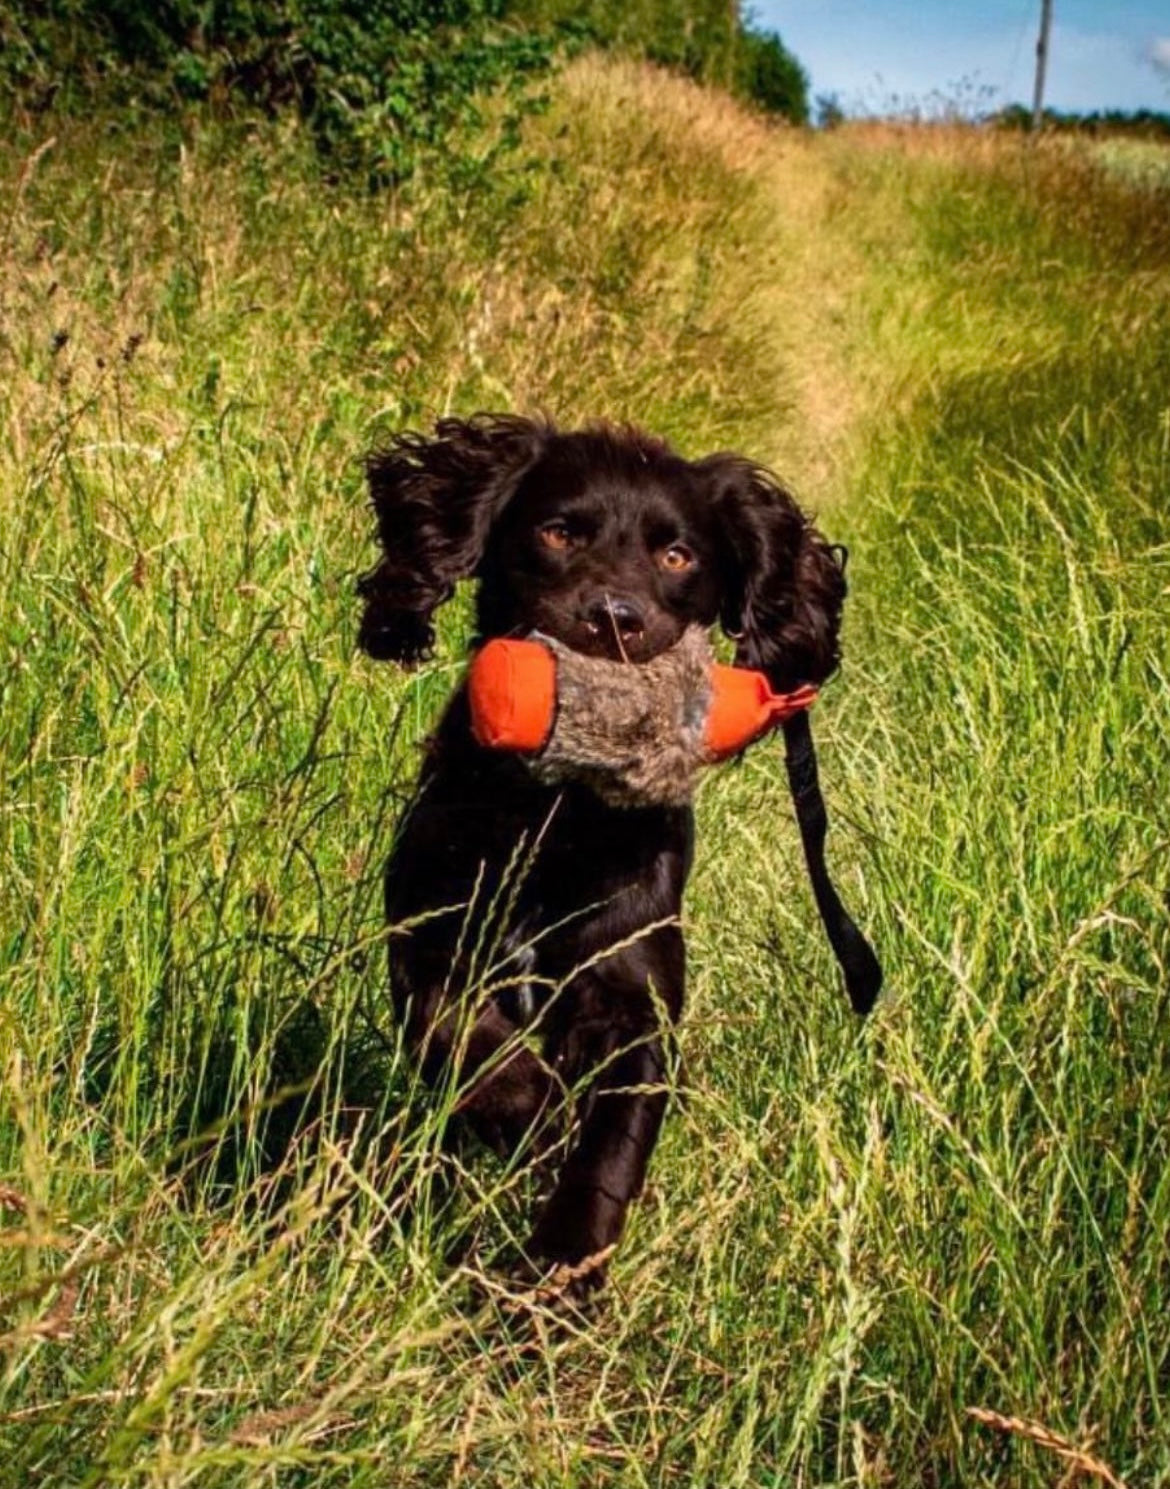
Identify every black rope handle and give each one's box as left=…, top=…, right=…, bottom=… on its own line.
left=781, top=709, right=882, bottom=1015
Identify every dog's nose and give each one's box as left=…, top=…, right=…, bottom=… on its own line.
left=586, top=596, right=645, bottom=640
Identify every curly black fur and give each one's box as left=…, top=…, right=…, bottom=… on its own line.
left=698, top=453, right=847, bottom=690
left=357, top=414, right=551, bottom=662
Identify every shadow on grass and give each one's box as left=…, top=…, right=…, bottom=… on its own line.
left=166, top=971, right=401, bottom=1204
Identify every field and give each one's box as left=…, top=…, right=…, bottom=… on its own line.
left=2, top=56, right=1169, bottom=1486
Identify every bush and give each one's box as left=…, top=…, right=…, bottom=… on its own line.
left=0, top=0, right=553, bottom=184
left=1, top=0, right=811, bottom=178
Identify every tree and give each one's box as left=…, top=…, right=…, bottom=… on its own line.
left=736, top=26, right=808, bottom=122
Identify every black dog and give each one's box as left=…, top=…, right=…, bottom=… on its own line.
left=357, top=415, right=878, bottom=1293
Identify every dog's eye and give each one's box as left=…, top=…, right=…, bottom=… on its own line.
left=539, top=520, right=573, bottom=551
left=658, top=544, right=695, bottom=573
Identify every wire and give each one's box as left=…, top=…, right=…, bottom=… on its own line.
left=1003, top=0, right=1038, bottom=106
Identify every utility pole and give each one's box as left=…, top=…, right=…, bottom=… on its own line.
left=1032, top=0, right=1053, bottom=130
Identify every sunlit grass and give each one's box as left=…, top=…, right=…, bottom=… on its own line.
left=2, top=59, right=1169, bottom=1486
left=1091, top=135, right=1170, bottom=189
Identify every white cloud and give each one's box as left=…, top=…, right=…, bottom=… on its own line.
left=1147, top=38, right=1170, bottom=75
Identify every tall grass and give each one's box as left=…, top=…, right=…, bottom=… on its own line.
left=2, top=62, right=1169, bottom=1486
left=815, top=133, right=1170, bottom=1482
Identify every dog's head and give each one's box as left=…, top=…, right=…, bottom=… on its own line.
left=358, top=415, right=846, bottom=689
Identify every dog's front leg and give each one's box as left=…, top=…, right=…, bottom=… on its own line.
left=525, top=929, right=684, bottom=1293
left=526, top=1031, right=671, bottom=1290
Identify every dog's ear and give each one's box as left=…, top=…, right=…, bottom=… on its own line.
left=699, top=455, right=847, bottom=690
left=703, top=457, right=881, bottom=1014
left=357, top=415, right=549, bottom=663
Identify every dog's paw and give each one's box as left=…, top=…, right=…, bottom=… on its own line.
left=519, top=1243, right=616, bottom=1311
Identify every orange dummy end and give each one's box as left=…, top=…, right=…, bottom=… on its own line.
left=466, top=637, right=815, bottom=758
left=467, top=638, right=557, bottom=752
left=704, top=666, right=818, bottom=759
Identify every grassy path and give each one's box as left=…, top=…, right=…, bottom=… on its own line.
left=2, top=59, right=1169, bottom=1486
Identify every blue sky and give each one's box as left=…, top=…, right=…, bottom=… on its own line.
left=752, top=2, right=1170, bottom=116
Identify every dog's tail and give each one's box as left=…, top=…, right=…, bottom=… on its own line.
left=781, top=710, right=882, bottom=1016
